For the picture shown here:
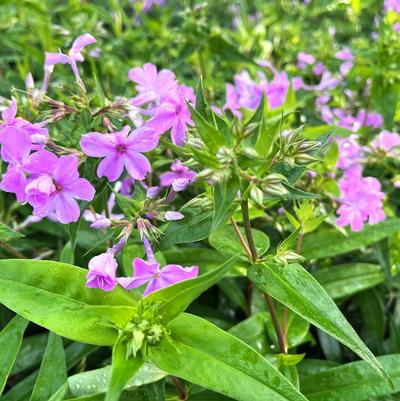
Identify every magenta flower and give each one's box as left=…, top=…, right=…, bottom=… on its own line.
left=0, top=127, right=32, bottom=201
left=0, top=98, right=48, bottom=144
left=128, top=63, right=176, bottom=107
left=297, top=52, right=315, bottom=69
left=384, top=0, right=400, bottom=12
left=223, top=83, right=242, bottom=118
left=86, top=251, right=118, bottom=291
left=370, top=131, right=400, bottom=156
left=266, top=72, right=289, bottom=109
left=24, top=150, right=95, bottom=223
left=313, top=63, right=326, bottom=76
left=336, top=135, right=363, bottom=170
left=336, top=166, right=385, bottom=232
left=233, top=70, right=264, bottom=110
left=80, top=126, right=158, bottom=181
left=45, top=33, right=96, bottom=81
left=144, top=84, right=194, bottom=146
left=143, top=0, right=166, bottom=11
left=159, top=160, right=196, bottom=191
left=117, top=257, right=198, bottom=296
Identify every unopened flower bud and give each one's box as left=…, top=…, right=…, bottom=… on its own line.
left=216, top=147, right=235, bottom=164
left=261, top=183, right=289, bottom=196
left=165, top=211, right=185, bottom=221
left=293, top=153, right=318, bottom=165
left=146, top=186, right=159, bottom=199
left=263, top=173, right=287, bottom=185
left=250, top=186, right=264, bottom=207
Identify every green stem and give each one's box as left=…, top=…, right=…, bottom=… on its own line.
left=240, top=200, right=257, bottom=263
left=0, top=240, right=26, bottom=259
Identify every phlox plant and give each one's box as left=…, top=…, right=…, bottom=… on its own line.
left=0, top=1, right=399, bottom=401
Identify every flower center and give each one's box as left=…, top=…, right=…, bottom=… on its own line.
left=117, top=144, right=126, bottom=153
left=55, top=183, right=63, bottom=192
left=175, top=104, right=182, bottom=114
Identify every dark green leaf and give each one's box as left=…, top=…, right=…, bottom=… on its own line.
left=0, top=223, right=24, bottom=242
left=0, top=315, right=28, bottom=395
left=313, top=263, right=385, bottom=299
left=302, top=220, right=400, bottom=260
left=301, top=355, right=400, bottom=401
left=248, top=262, right=387, bottom=380
left=147, top=313, right=308, bottom=401
left=30, top=332, right=67, bottom=401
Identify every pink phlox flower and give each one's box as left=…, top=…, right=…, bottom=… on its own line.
left=143, top=84, right=194, bottom=146
left=266, top=72, right=289, bottom=109
left=370, top=130, right=400, bottom=156
left=0, top=98, right=48, bottom=144
left=24, top=150, right=95, bottom=224
left=335, top=48, right=354, bottom=61
left=45, top=33, right=96, bottom=80
left=336, top=166, right=385, bottom=232
left=129, top=63, right=176, bottom=107
left=384, top=0, right=400, bottom=12
left=297, top=52, right=315, bottom=69
left=336, top=135, right=363, bottom=170
left=223, top=83, right=242, bottom=118
left=159, top=160, right=196, bottom=191
left=313, top=63, right=326, bottom=76
left=143, top=0, right=166, bottom=11
left=314, top=71, right=340, bottom=91
left=117, top=257, right=198, bottom=296
left=86, top=251, right=118, bottom=291
left=83, top=192, right=123, bottom=229
left=233, top=70, right=264, bottom=110
left=80, top=126, right=157, bottom=181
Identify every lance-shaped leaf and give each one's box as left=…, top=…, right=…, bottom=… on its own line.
left=211, top=171, right=240, bottom=232
left=0, top=223, right=24, bottom=242
left=301, top=354, right=400, bottom=401
left=302, top=219, right=400, bottom=260
left=248, top=262, right=388, bottom=381
left=0, top=315, right=28, bottom=395
left=0, top=259, right=136, bottom=345
left=147, top=313, right=308, bottom=401
left=105, top=338, right=144, bottom=401
left=145, top=255, right=238, bottom=323
left=313, top=263, right=385, bottom=300
left=30, top=332, right=67, bottom=401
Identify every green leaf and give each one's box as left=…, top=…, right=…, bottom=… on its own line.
left=0, top=315, right=28, bottom=395
left=189, top=105, right=225, bottom=153
left=218, top=277, right=248, bottom=313
left=211, top=172, right=240, bottom=232
left=195, top=77, right=208, bottom=118
left=248, top=262, right=388, bottom=380
left=209, top=224, right=269, bottom=259
left=302, top=219, right=400, bottom=260
left=147, top=313, right=308, bottom=401
left=0, top=223, right=24, bottom=242
left=105, top=338, right=144, bottom=401
left=60, top=241, right=74, bottom=264
left=145, top=255, right=238, bottom=323
left=159, top=208, right=212, bottom=249
left=0, top=259, right=136, bottom=345
left=301, top=355, right=400, bottom=401
left=313, top=263, right=385, bottom=299
left=67, top=362, right=165, bottom=398
left=30, top=332, right=67, bottom=401
left=207, top=35, right=254, bottom=65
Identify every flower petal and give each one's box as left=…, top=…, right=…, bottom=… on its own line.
left=55, top=193, right=80, bottom=224
left=64, top=178, right=95, bottom=201
left=123, top=150, right=151, bottom=180
left=97, top=154, right=124, bottom=182
left=80, top=132, right=115, bottom=157
left=54, top=155, right=79, bottom=185
left=25, top=150, right=58, bottom=175
left=71, top=33, right=96, bottom=54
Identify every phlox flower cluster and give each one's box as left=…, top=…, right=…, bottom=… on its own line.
left=0, top=99, right=94, bottom=224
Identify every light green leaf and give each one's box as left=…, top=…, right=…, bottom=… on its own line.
left=0, top=259, right=136, bottom=345
left=248, top=262, right=388, bottom=381
left=105, top=338, right=144, bottom=401
left=0, top=315, right=28, bottom=395
left=30, top=332, right=67, bottom=401
left=314, top=263, right=385, bottom=299
left=147, top=313, right=308, bottom=401
left=302, top=220, right=400, bottom=260
left=67, top=362, right=165, bottom=398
